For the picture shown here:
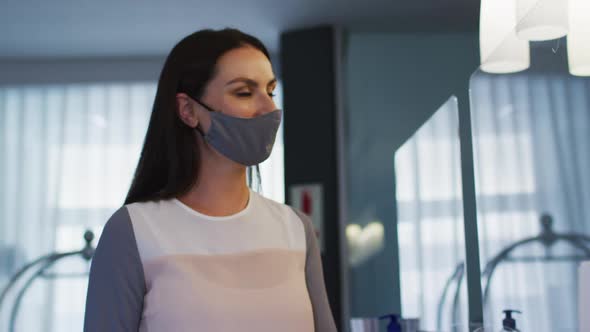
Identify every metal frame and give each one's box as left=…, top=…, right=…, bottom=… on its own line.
left=436, top=214, right=590, bottom=332
left=0, top=230, right=95, bottom=332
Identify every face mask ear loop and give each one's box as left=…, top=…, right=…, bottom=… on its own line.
left=182, top=92, right=215, bottom=134
left=192, top=97, right=217, bottom=113
left=194, top=124, right=205, bottom=135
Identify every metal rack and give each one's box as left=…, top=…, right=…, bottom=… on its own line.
left=437, top=213, right=590, bottom=332
left=0, top=231, right=95, bottom=332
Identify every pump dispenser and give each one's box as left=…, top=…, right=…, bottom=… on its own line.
left=500, top=310, right=522, bottom=331
left=379, top=314, right=402, bottom=332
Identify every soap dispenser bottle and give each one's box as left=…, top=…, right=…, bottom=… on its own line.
left=379, top=314, right=402, bottom=332
left=500, top=310, right=522, bottom=332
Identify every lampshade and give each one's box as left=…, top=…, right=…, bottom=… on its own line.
left=480, top=0, right=530, bottom=73
left=516, top=0, right=569, bottom=41
left=567, top=0, right=590, bottom=76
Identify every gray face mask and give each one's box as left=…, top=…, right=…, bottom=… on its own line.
left=192, top=98, right=282, bottom=166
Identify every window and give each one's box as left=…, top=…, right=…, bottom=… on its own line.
left=0, top=80, right=285, bottom=331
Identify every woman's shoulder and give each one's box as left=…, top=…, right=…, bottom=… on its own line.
left=252, top=192, right=314, bottom=238
left=95, top=206, right=141, bottom=256
left=102, top=205, right=133, bottom=231
left=101, top=200, right=174, bottom=246
left=122, top=198, right=177, bottom=223
left=123, top=198, right=169, bottom=211
left=252, top=192, right=300, bottom=218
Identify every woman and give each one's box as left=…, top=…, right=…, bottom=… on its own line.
left=83, top=28, right=337, bottom=332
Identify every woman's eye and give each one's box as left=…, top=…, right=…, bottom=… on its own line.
left=235, top=91, right=275, bottom=98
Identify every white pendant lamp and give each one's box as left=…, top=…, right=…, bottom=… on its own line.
left=516, top=0, right=569, bottom=41
left=480, top=0, right=530, bottom=73
left=567, top=0, right=590, bottom=76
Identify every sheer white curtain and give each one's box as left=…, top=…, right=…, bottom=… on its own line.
left=0, top=82, right=155, bottom=331
left=470, top=72, right=590, bottom=332
left=259, top=81, right=285, bottom=203
left=0, top=79, right=285, bottom=332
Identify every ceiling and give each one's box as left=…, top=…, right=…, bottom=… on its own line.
left=0, top=0, right=479, bottom=59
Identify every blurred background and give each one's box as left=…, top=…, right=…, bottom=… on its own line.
left=0, top=0, right=588, bottom=331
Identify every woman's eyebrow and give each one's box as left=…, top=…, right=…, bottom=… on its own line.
left=226, top=77, right=277, bottom=87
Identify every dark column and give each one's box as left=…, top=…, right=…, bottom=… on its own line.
left=280, top=26, right=344, bottom=330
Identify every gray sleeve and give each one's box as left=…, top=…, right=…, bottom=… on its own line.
left=84, top=207, right=146, bottom=332
left=291, top=207, right=338, bottom=332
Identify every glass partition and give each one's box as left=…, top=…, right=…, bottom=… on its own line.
left=342, top=27, right=481, bottom=331
left=395, top=96, right=469, bottom=331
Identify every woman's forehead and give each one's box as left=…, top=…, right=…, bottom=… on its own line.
left=215, top=47, right=274, bottom=82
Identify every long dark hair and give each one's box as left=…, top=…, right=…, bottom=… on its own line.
left=125, top=28, right=270, bottom=204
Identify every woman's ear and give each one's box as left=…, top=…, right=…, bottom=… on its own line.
left=175, top=93, right=199, bottom=128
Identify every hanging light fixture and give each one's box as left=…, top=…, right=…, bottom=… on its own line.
left=567, top=0, right=590, bottom=76
left=516, top=0, right=569, bottom=41
left=480, top=0, right=530, bottom=73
